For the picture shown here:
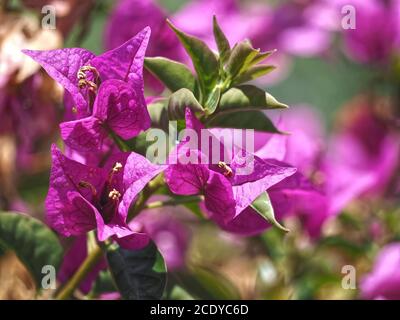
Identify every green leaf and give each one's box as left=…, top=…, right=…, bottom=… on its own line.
left=219, top=85, right=288, bottom=111
left=183, top=202, right=204, bottom=220
left=250, top=192, right=290, bottom=232
left=225, top=41, right=259, bottom=79
left=144, top=57, right=197, bottom=93
left=225, top=41, right=276, bottom=84
left=249, top=49, right=276, bottom=65
left=0, top=212, right=63, bottom=288
left=106, top=241, right=167, bottom=300
left=213, top=15, right=231, bottom=64
left=168, top=88, right=204, bottom=120
left=204, top=86, right=221, bottom=115
left=167, top=19, right=219, bottom=99
left=147, top=98, right=169, bottom=130
left=233, top=65, right=276, bottom=85
left=172, top=266, right=241, bottom=300
left=317, top=236, right=369, bottom=257
left=90, top=270, right=117, bottom=296
left=169, top=285, right=195, bottom=300
left=208, top=110, right=283, bottom=133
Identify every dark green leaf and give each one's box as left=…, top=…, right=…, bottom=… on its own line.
left=90, top=270, right=117, bottom=296
left=168, top=88, right=204, bottom=120
left=250, top=192, right=290, bottom=232
left=233, top=65, right=276, bottom=85
left=0, top=212, right=63, bottom=288
left=208, top=110, right=283, bottom=133
left=317, top=236, right=370, bottom=257
left=219, top=85, right=288, bottom=111
left=167, top=19, right=219, bottom=98
left=144, top=57, right=197, bottom=93
left=106, top=241, right=167, bottom=300
left=212, top=15, right=231, bottom=64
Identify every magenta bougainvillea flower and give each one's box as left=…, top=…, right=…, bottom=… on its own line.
left=59, top=79, right=150, bottom=152
left=23, top=28, right=151, bottom=151
left=361, top=243, right=400, bottom=299
left=165, top=109, right=296, bottom=235
left=335, top=0, right=400, bottom=63
left=45, top=145, right=163, bottom=249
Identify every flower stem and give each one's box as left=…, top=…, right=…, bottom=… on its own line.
left=143, top=195, right=204, bottom=210
left=127, top=173, right=165, bottom=221
left=107, top=126, right=130, bottom=152
left=55, top=245, right=103, bottom=300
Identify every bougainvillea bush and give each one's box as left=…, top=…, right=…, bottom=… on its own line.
left=0, top=0, right=400, bottom=300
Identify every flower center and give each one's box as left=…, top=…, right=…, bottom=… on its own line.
left=108, top=188, right=121, bottom=200
left=77, top=65, right=99, bottom=93
left=218, top=161, right=233, bottom=177
left=78, top=162, right=124, bottom=224
left=78, top=180, right=97, bottom=196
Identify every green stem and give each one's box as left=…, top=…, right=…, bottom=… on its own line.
left=55, top=245, right=103, bottom=300
left=127, top=173, right=165, bottom=221
left=143, top=195, right=204, bottom=210
left=107, top=128, right=130, bottom=152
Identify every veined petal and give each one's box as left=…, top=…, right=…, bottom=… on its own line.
left=232, top=159, right=296, bottom=215
left=91, top=27, right=151, bottom=88
left=94, top=79, right=151, bottom=139
left=45, top=145, right=106, bottom=235
left=119, top=152, right=166, bottom=221
left=60, top=116, right=109, bottom=152
left=22, top=48, right=95, bottom=116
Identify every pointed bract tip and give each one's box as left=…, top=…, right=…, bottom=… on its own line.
left=142, top=26, right=151, bottom=36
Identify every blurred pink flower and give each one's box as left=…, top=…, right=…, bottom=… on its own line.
left=254, top=106, right=328, bottom=238
left=333, top=0, right=400, bottom=63
left=255, top=103, right=399, bottom=238
left=324, top=105, right=399, bottom=214
left=104, top=0, right=182, bottom=92
left=0, top=74, right=59, bottom=169
left=361, top=243, right=400, bottom=299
